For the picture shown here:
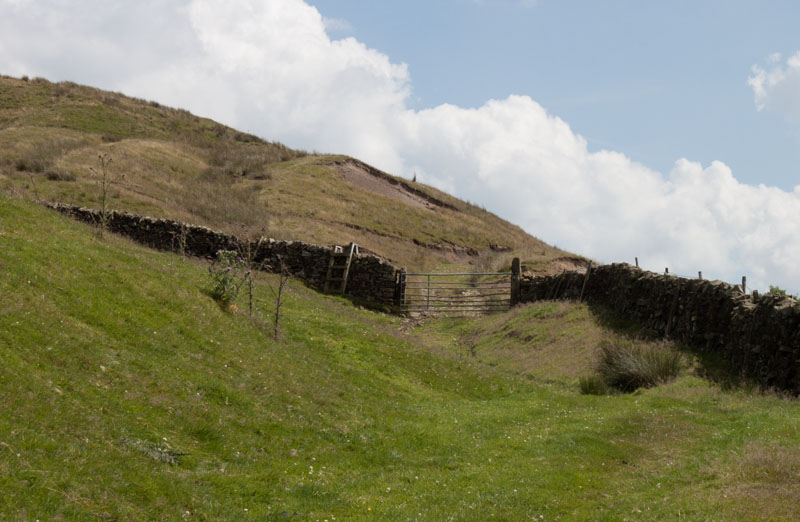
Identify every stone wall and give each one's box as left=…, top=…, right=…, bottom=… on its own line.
left=47, top=204, right=400, bottom=308
left=520, top=263, right=800, bottom=393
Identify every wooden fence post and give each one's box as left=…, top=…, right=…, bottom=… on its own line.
left=510, top=257, right=521, bottom=307
left=742, top=276, right=747, bottom=294
left=426, top=274, right=431, bottom=311
left=394, top=268, right=406, bottom=309
left=579, top=261, right=593, bottom=303
left=698, top=271, right=703, bottom=280
left=635, top=257, right=639, bottom=268
left=665, top=267, right=669, bottom=275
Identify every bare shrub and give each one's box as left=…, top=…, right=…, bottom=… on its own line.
left=46, top=168, right=76, bottom=181
left=16, top=137, right=93, bottom=177
left=236, top=228, right=270, bottom=317
left=15, top=157, right=45, bottom=173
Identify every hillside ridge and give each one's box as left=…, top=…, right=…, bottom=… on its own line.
left=0, top=74, right=579, bottom=273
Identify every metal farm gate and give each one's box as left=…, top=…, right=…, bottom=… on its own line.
left=401, top=270, right=513, bottom=315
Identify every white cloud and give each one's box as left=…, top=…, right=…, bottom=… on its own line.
left=2, top=0, right=800, bottom=292
left=749, top=51, right=800, bottom=119
left=322, top=16, right=354, bottom=34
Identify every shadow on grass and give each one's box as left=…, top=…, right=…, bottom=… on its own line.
left=584, top=302, right=764, bottom=394
left=199, top=286, right=237, bottom=314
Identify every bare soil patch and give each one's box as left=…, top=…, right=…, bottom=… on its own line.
left=525, top=256, right=591, bottom=277
left=333, top=160, right=440, bottom=210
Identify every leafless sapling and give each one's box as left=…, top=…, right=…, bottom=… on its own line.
left=236, top=226, right=269, bottom=317
left=89, top=153, right=113, bottom=234
left=270, top=255, right=291, bottom=340
left=27, top=171, right=41, bottom=201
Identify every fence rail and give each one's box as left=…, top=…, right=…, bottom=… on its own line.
left=401, top=271, right=512, bottom=315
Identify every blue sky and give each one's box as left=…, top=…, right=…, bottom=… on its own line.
left=311, top=0, right=800, bottom=190
left=1, top=0, right=799, bottom=292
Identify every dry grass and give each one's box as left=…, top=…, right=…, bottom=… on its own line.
left=703, top=443, right=800, bottom=520
left=1, top=74, right=571, bottom=272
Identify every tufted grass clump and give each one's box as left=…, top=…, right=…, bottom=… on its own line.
left=596, top=338, right=685, bottom=392
left=579, top=374, right=611, bottom=395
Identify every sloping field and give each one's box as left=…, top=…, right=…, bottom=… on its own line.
left=2, top=196, right=800, bottom=520
left=0, top=75, right=566, bottom=272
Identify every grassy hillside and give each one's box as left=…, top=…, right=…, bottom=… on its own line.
left=2, top=196, right=800, bottom=520
left=0, top=75, right=568, bottom=272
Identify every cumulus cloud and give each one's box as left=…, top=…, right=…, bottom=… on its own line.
left=2, top=0, right=800, bottom=292
left=749, top=51, right=800, bottom=119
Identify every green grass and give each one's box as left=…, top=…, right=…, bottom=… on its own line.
left=579, top=374, right=611, bottom=395
left=2, top=196, right=800, bottom=520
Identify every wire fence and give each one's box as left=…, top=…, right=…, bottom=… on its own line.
left=633, top=257, right=749, bottom=292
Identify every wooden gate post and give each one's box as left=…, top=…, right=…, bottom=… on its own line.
left=394, top=268, right=406, bottom=309
left=579, top=261, right=593, bottom=303
left=426, top=274, right=431, bottom=311
left=510, top=257, right=521, bottom=306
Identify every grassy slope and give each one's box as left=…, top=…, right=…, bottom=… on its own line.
left=2, top=197, right=800, bottom=520
left=0, top=75, right=564, bottom=272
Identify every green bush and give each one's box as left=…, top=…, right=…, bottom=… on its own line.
left=596, top=338, right=684, bottom=392
left=207, top=250, right=243, bottom=305
left=767, top=285, right=797, bottom=300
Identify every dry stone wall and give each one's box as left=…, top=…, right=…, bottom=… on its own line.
left=520, top=263, right=800, bottom=393
left=47, top=204, right=400, bottom=308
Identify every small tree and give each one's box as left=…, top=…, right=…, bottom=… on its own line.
left=89, top=153, right=113, bottom=234
left=236, top=227, right=269, bottom=317
left=270, top=255, right=291, bottom=340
